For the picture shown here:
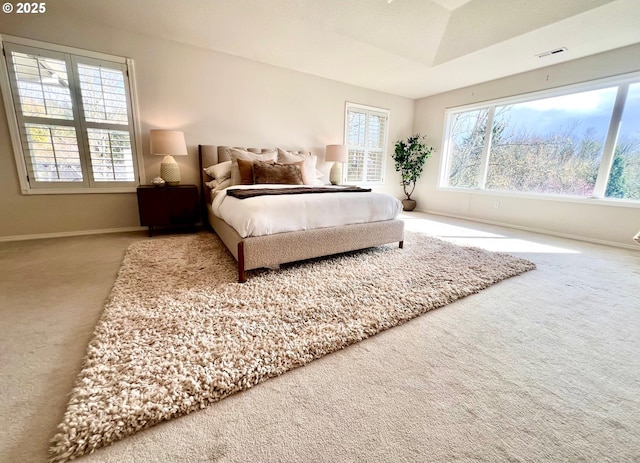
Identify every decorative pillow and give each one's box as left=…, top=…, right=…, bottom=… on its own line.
left=230, top=149, right=277, bottom=185
left=253, top=160, right=304, bottom=185
left=277, top=148, right=318, bottom=186
left=203, top=160, right=232, bottom=180
left=236, top=158, right=278, bottom=185
left=236, top=158, right=255, bottom=185
left=284, top=160, right=305, bottom=179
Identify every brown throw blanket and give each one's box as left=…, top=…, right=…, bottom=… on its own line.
left=227, top=186, right=372, bottom=199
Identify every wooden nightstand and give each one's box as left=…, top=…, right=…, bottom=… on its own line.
left=136, top=185, right=198, bottom=236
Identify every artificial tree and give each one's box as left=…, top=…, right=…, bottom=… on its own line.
left=392, top=134, right=434, bottom=210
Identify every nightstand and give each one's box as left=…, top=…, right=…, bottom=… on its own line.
left=136, top=185, right=198, bottom=236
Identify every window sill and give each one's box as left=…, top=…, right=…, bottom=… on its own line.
left=21, top=187, right=139, bottom=195
left=437, top=187, right=640, bottom=209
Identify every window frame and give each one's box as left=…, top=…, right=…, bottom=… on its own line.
left=439, top=71, right=640, bottom=207
left=0, top=34, right=145, bottom=194
left=343, top=102, right=390, bottom=186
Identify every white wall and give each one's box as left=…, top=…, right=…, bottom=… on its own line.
left=413, top=44, right=640, bottom=248
left=0, top=12, right=413, bottom=239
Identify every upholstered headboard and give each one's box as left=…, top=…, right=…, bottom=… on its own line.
left=200, top=145, right=267, bottom=214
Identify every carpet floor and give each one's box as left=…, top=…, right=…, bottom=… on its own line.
left=48, top=230, right=534, bottom=462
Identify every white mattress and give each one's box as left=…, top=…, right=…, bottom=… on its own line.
left=211, top=184, right=402, bottom=238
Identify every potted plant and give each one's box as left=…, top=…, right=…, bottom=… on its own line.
left=392, top=134, right=434, bottom=211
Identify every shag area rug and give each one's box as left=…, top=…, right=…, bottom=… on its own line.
left=49, top=231, right=535, bottom=462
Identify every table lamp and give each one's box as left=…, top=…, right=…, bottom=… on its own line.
left=150, top=130, right=188, bottom=186
left=325, top=144, right=348, bottom=185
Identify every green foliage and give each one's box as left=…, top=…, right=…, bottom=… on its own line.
left=605, top=154, right=629, bottom=198
left=392, top=134, right=434, bottom=200
left=449, top=107, right=640, bottom=200
left=447, top=109, right=490, bottom=188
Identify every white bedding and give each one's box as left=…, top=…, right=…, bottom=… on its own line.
left=211, top=184, right=402, bottom=238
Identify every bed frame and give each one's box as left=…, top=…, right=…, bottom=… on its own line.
left=199, top=145, right=405, bottom=282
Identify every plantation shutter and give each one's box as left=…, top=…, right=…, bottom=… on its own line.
left=3, top=42, right=138, bottom=189
left=74, top=57, right=136, bottom=182
left=366, top=112, right=386, bottom=182
left=345, top=103, right=389, bottom=184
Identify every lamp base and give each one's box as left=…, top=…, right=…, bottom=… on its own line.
left=330, top=162, right=343, bottom=185
left=160, top=155, right=181, bottom=186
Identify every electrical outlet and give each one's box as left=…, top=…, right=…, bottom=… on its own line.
left=494, top=201, right=500, bottom=209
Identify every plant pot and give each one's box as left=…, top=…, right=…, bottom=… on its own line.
left=402, top=199, right=416, bottom=211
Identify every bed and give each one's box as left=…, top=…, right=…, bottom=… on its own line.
left=199, top=145, right=405, bottom=282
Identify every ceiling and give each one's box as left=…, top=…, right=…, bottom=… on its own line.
left=53, top=0, right=640, bottom=99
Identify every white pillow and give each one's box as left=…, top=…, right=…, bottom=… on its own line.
left=277, top=148, right=317, bottom=186
left=203, top=160, right=232, bottom=180
left=205, top=177, right=232, bottom=190
left=213, top=178, right=232, bottom=192
left=230, top=149, right=277, bottom=185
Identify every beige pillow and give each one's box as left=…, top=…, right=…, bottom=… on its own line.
left=253, top=160, right=304, bottom=185
left=230, top=148, right=277, bottom=185
left=205, top=177, right=232, bottom=192
left=203, top=160, right=232, bottom=180
left=277, top=148, right=318, bottom=186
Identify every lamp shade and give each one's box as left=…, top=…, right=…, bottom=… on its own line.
left=325, top=144, right=348, bottom=163
left=150, top=130, right=188, bottom=156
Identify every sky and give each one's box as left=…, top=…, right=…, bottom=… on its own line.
left=501, top=83, right=640, bottom=143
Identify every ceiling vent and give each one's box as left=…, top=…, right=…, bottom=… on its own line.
left=536, top=47, right=568, bottom=58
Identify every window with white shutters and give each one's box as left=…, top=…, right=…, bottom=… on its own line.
left=0, top=36, right=141, bottom=193
left=344, top=103, right=389, bottom=185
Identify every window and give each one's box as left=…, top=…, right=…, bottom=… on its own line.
left=446, top=108, right=488, bottom=189
left=441, top=73, right=640, bottom=202
left=344, top=103, right=389, bottom=185
left=607, top=82, right=640, bottom=200
left=0, top=36, right=141, bottom=193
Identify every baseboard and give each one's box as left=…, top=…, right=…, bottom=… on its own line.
left=417, top=209, right=640, bottom=251
left=0, top=226, right=146, bottom=243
